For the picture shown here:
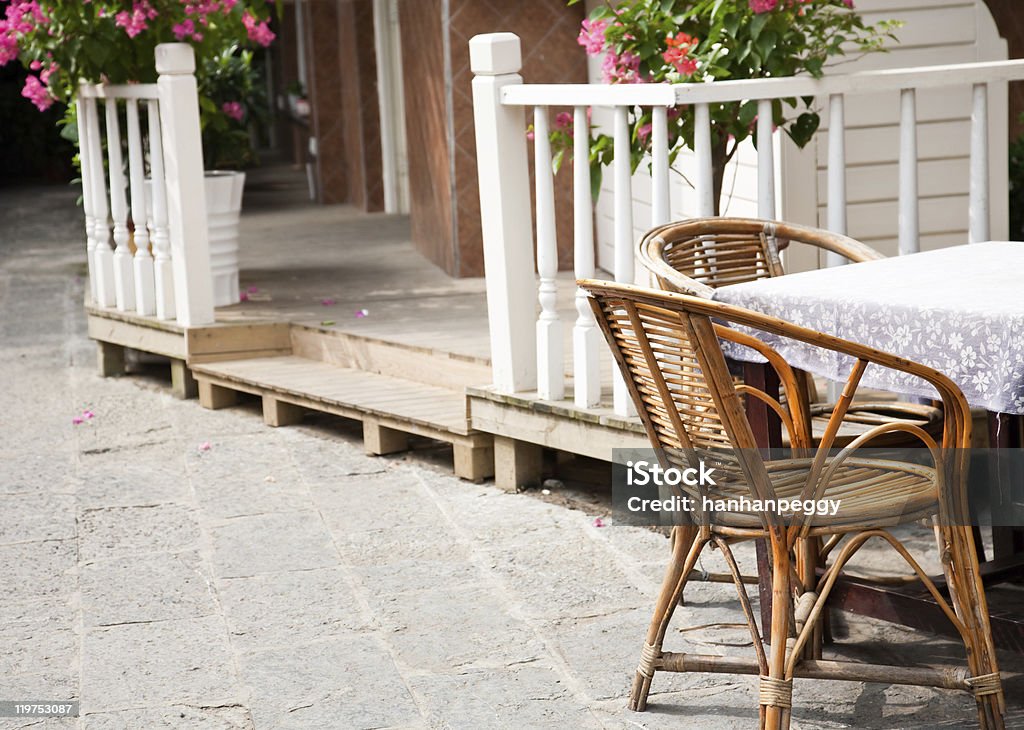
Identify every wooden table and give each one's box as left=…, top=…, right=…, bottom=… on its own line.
left=713, top=242, right=1024, bottom=651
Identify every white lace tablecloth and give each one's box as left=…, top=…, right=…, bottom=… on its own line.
left=712, top=241, right=1024, bottom=415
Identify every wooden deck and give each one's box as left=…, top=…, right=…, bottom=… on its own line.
left=85, top=162, right=640, bottom=488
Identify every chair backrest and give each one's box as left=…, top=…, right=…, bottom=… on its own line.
left=583, top=278, right=778, bottom=507
left=637, top=217, right=884, bottom=297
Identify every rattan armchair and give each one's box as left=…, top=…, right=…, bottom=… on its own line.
left=636, top=217, right=942, bottom=448
left=581, top=279, right=1004, bottom=730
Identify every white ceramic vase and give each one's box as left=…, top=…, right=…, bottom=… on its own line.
left=204, top=170, right=246, bottom=307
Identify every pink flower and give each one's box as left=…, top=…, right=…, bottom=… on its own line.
left=749, top=0, right=778, bottom=13
left=320, top=297, right=336, bottom=306
left=21, top=74, right=53, bottom=111
left=198, top=441, right=212, bottom=451
left=593, top=517, right=606, bottom=528
left=115, top=1, right=154, bottom=38
left=239, top=291, right=249, bottom=301
left=526, top=129, right=535, bottom=141
left=601, top=50, right=641, bottom=84
left=355, top=309, right=369, bottom=318
left=554, top=111, right=572, bottom=130
left=222, top=101, right=244, bottom=121
left=577, top=17, right=608, bottom=56
left=172, top=19, right=195, bottom=40
left=637, top=122, right=652, bottom=142
left=842, top=0, right=854, bottom=6
left=83, top=409, right=95, bottom=420
left=242, top=11, right=275, bottom=47
left=72, top=416, right=84, bottom=425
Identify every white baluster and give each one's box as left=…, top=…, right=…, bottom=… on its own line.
left=75, top=94, right=98, bottom=302
left=156, top=43, right=215, bottom=326
left=826, top=93, right=847, bottom=267
left=147, top=100, right=175, bottom=320
left=694, top=102, right=714, bottom=217
left=105, top=98, right=136, bottom=311
left=86, top=96, right=116, bottom=307
left=757, top=98, right=776, bottom=220
left=613, top=105, right=636, bottom=417
left=969, top=82, right=990, bottom=243
left=469, top=33, right=537, bottom=392
left=898, top=88, right=919, bottom=256
left=573, top=104, right=600, bottom=408
left=533, top=107, right=563, bottom=401
left=126, top=99, right=156, bottom=315
left=651, top=106, right=670, bottom=227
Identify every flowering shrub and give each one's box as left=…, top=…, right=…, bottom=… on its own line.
left=555, top=0, right=899, bottom=210
left=1, top=0, right=277, bottom=167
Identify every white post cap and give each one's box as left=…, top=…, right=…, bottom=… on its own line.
left=155, top=43, right=196, bottom=75
left=469, top=33, right=521, bottom=76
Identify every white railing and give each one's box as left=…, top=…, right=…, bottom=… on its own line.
left=78, top=43, right=214, bottom=327
left=470, top=32, right=1024, bottom=416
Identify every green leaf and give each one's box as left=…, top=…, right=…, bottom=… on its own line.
left=591, top=164, right=603, bottom=204
left=786, top=112, right=820, bottom=148
left=749, top=12, right=770, bottom=42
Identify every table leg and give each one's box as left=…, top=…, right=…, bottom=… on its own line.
left=989, top=412, right=1024, bottom=560
left=741, top=361, right=783, bottom=636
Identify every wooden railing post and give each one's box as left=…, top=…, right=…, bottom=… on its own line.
left=156, top=43, right=214, bottom=326
left=470, top=33, right=537, bottom=393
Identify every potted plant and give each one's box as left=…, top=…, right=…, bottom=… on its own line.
left=0, top=0, right=277, bottom=305
left=558, top=0, right=900, bottom=212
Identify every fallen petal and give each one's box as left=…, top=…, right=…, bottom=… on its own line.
left=593, top=517, right=606, bottom=528
left=198, top=441, right=212, bottom=452
left=355, top=308, right=369, bottom=318
left=239, top=292, right=249, bottom=302
left=320, top=298, right=336, bottom=306
left=247, top=286, right=259, bottom=293
left=72, top=416, right=84, bottom=425
left=82, top=410, right=95, bottom=420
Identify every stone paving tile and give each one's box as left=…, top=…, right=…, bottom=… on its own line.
left=216, top=567, right=371, bottom=651
left=0, top=540, right=77, bottom=604
left=0, top=451, right=77, bottom=495
left=80, top=615, right=241, bottom=714
left=207, top=511, right=339, bottom=578
left=81, top=705, right=254, bottom=730
left=80, top=550, right=217, bottom=628
left=0, top=617, right=78, bottom=677
left=0, top=492, right=77, bottom=545
left=239, top=635, right=420, bottom=729
left=372, top=585, right=548, bottom=673
left=406, top=665, right=604, bottom=730
left=309, top=468, right=443, bottom=534
left=77, top=504, right=202, bottom=563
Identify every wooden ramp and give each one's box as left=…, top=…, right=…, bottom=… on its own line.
left=191, top=355, right=493, bottom=482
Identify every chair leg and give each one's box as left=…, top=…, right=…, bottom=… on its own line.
left=942, top=525, right=1006, bottom=729
left=629, top=525, right=702, bottom=712
left=761, top=541, right=793, bottom=730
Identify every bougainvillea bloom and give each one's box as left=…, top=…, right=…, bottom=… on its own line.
left=222, top=100, right=244, bottom=121
left=21, top=73, right=53, bottom=110
left=241, top=11, right=274, bottom=47
left=750, top=0, right=779, bottom=13
left=601, top=49, right=641, bottom=84
left=577, top=17, right=608, bottom=55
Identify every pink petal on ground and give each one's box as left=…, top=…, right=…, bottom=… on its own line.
left=198, top=441, right=212, bottom=451
left=239, top=292, right=249, bottom=302
left=593, top=517, right=606, bottom=528
left=82, top=410, right=95, bottom=420
left=321, top=298, right=336, bottom=306
left=247, top=286, right=259, bottom=293
left=72, top=416, right=84, bottom=425
left=355, top=309, right=369, bottom=318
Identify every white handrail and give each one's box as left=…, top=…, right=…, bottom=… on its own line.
left=502, top=59, right=1024, bottom=108
left=79, top=83, right=160, bottom=100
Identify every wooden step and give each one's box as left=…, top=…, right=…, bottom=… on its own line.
left=191, top=356, right=493, bottom=482
left=288, top=324, right=492, bottom=391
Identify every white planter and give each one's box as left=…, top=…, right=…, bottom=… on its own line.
left=204, top=170, right=246, bottom=307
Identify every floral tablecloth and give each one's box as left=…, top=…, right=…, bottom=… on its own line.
left=712, top=241, right=1024, bottom=415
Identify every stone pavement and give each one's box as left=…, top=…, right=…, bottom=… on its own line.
left=2, top=184, right=1023, bottom=729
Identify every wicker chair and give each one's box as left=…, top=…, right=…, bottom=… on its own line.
left=636, top=217, right=943, bottom=447
left=581, top=279, right=1005, bottom=730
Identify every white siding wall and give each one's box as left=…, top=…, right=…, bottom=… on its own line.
left=583, top=0, right=1008, bottom=273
